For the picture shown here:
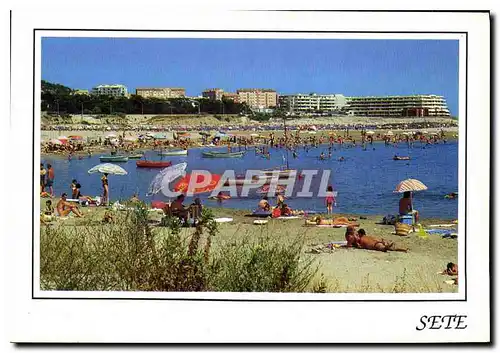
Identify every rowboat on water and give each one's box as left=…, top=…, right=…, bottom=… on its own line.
left=259, top=169, right=297, bottom=179
left=393, top=156, right=411, bottom=161
left=136, top=160, right=173, bottom=168
left=202, top=151, right=245, bottom=158
left=158, top=149, right=188, bottom=156
left=99, top=155, right=129, bottom=162
left=128, top=153, right=144, bottom=159
left=224, top=175, right=272, bottom=186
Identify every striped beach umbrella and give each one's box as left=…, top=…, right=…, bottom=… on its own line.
left=394, top=179, right=428, bottom=193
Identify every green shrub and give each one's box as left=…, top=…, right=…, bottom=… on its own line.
left=40, top=205, right=317, bottom=292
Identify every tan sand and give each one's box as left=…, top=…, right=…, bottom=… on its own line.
left=40, top=198, right=458, bottom=293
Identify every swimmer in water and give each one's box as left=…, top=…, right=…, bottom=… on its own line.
left=338, top=156, right=345, bottom=162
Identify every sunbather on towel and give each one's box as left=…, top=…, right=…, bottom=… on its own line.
left=355, top=229, right=408, bottom=252
left=56, top=193, right=84, bottom=218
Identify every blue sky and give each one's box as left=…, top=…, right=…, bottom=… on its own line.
left=42, top=37, right=459, bottom=116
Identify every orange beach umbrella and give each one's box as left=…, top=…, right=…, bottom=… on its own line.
left=174, top=172, right=221, bottom=194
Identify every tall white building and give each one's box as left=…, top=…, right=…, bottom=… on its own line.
left=345, top=95, right=451, bottom=117
left=91, top=84, right=128, bottom=97
left=278, top=93, right=347, bottom=113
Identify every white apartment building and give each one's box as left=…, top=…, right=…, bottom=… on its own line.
left=345, top=95, right=451, bottom=117
left=91, top=84, right=128, bottom=97
left=278, top=93, right=347, bottom=113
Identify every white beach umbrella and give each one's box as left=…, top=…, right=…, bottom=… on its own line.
left=106, top=133, right=117, bottom=138
left=57, top=135, right=68, bottom=140
left=365, top=131, right=375, bottom=135
left=88, top=163, right=128, bottom=175
left=147, top=162, right=187, bottom=196
left=88, top=163, right=128, bottom=202
left=386, top=131, right=394, bottom=136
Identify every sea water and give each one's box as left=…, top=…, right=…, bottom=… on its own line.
left=42, top=140, right=459, bottom=219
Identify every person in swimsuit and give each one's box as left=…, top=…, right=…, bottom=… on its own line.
left=325, top=185, right=336, bottom=215
left=356, top=229, right=408, bottom=252
left=101, top=173, right=109, bottom=206
left=56, top=193, right=84, bottom=217
left=345, top=226, right=359, bottom=248
left=45, top=164, right=55, bottom=197
left=442, top=262, right=458, bottom=276
left=40, top=163, right=47, bottom=193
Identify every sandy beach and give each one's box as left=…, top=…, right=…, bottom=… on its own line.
left=40, top=199, right=458, bottom=293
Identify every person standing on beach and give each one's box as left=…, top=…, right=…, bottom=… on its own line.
left=46, top=164, right=55, bottom=197
left=40, top=163, right=47, bottom=193
left=325, top=185, right=336, bottom=215
left=101, top=173, right=109, bottom=206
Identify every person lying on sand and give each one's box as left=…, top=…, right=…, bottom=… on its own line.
left=441, top=262, right=458, bottom=276
left=56, top=193, right=84, bottom=218
left=356, top=229, right=408, bottom=252
left=345, top=226, right=359, bottom=248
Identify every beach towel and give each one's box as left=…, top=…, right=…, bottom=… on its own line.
left=425, top=229, right=455, bottom=236
left=251, top=210, right=272, bottom=218
left=214, top=217, right=233, bottom=223
left=253, top=219, right=268, bottom=225
left=151, top=200, right=167, bottom=209
left=314, top=224, right=348, bottom=228
left=428, top=224, right=456, bottom=228
left=276, top=216, right=301, bottom=220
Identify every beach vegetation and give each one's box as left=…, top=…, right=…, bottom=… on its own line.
left=40, top=205, right=319, bottom=292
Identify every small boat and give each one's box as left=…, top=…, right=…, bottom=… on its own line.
left=259, top=169, right=297, bottom=179
left=128, top=153, right=144, bottom=159
left=224, top=176, right=272, bottom=186
left=202, top=151, right=245, bottom=158
left=136, top=160, right=173, bottom=168
left=158, top=149, right=188, bottom=156
left=99, top=155, right=129, bottom=162
left=393, top=156, right=411, bottom=161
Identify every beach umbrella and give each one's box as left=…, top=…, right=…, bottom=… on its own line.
left=57, top=135, right=68, bottom=140
left=250, top=133, right=260, bottom=137
left=147, top=162, right=187, bottom=196
left=422, top=130, right=429, bottom=134
left=365, top=131, right=375, bottom=135
left=88, top=163, right=128, bottom=203
left=394, top=179, right=428, bottom=193
left=174, top=172, right=221, bottom=195
left=49, top=138, right=63, bottom=145
left=105, top=133, right=117, bottom=138
left=88, top=163, right=128, bottom=175
left=69, top=135, right=83, bottom=140
left=385, top=131, right=394, bottom=136
left=215, top=132, right=227, bottom=138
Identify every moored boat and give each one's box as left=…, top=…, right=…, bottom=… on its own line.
left=393, top=156, right=411, bottom=161
left=202, top=151, right=245, bottom=158
left=158, top=149, right=188, bottom=156
left=99, top=155, right=129, bottom=162
left=128, top=153, right=144, bottom=159
left=136, top=160, right=173, bottom=168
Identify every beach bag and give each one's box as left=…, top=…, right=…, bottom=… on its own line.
left=395, top=222, right=412, bottom=236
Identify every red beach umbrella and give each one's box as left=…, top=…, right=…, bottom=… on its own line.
left=174, top=172, right=221, bottom=194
